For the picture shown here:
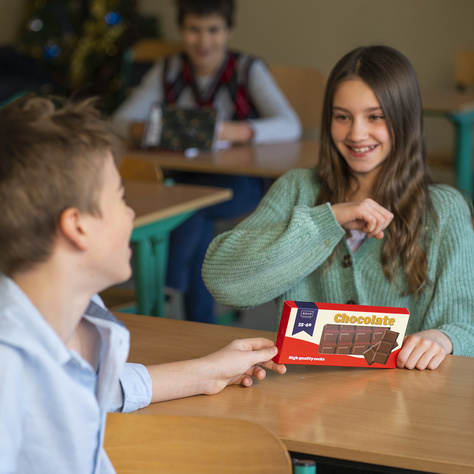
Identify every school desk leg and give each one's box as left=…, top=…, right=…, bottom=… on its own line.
left=451, top=109, right=474, bottom=199
left=131, top=211, right=196, bottom=317
left=132, top=238, right=157, bottom=316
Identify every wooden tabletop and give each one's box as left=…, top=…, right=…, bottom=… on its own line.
left=116, top=313, right=474, bottom=474
left=126, top=139, right=319, bottom=179
left=123, top=180, right=233, bottom=227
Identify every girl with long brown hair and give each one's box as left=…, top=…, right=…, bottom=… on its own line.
left=203, top=45, right=474, bottom=370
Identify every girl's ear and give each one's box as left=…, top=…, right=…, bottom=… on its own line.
left=58, top=207, right=89, bottom=251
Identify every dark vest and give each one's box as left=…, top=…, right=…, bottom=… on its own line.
left=162, top=51, right=259, bottom=120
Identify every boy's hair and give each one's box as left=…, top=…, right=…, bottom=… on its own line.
left=316, top=45, right=433, bottom=296
left=176, top=0, right=235, bottom=28
left=0, top=96, right=122, bottom=276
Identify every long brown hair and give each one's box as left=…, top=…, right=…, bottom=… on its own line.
left=316, top=45, right=433, bottom=296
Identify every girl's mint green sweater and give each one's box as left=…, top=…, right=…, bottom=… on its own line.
left=203, top=168, right=474, bottom=357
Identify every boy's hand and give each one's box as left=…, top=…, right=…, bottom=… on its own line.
left=331, top=199, right=394, bottom=239
left=217, top=121, right=254, bottom=143
left=397, top=329, right=452, bottom=370
left=203, top=338, right=287, bottom=395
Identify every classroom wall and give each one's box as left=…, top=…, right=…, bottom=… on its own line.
left=2, top=0, right=474, bottom=150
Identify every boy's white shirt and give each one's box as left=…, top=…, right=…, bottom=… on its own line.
left=0, top=275, right=151, bottom=473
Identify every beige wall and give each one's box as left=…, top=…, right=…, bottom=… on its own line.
left=3, top=0, right=474, bottom=149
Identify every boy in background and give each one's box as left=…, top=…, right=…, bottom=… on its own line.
left=113, top=0, right=302, bottom=324
left=0, top=96, right=286, bottom=473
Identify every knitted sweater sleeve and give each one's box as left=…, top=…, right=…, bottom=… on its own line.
left=422, top=186, right=474, bottom=356
left=202, top=169, right=345, bottom=308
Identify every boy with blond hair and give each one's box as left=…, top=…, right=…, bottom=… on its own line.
left=0, top=96, right=285, bottom=473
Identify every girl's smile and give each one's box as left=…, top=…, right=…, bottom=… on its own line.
left=331, top=78, right=391, bottom=188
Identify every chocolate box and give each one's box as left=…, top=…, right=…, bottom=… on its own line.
left=274, top=301, right=410, bottom=368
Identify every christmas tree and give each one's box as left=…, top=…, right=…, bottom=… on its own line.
left=17, top=0, right=160, bottom=112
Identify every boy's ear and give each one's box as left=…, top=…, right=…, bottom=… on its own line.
left=58, top=207, right=89, bottom=251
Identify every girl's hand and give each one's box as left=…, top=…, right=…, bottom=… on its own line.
left=331, top=199, right=394, bottom=239
left=397, top=329, right=452, bottom=370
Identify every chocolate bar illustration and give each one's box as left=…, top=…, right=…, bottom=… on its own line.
left=318, top=324, right=391, bottom=355
left=363, top=329, right=399, bottom=365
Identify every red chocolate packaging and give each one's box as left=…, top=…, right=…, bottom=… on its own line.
left=274, top=301, right=410, bottom=368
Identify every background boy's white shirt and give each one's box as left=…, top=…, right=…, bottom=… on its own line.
left=111, top=56, right=301, bottom=144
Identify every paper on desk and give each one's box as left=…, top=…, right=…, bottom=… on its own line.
left=184, top=140, right=232, bottom=159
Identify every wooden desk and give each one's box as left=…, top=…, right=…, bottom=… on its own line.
left=117, top=313, right=474, bottom=474
left=126, top=139, right=319, bottom=179
left=124, top=180, right=232, bottom=316
left=422, top=90, right=474, bottom=197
